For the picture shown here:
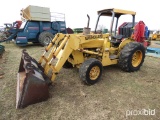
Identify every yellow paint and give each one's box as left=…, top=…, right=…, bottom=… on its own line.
left=101, top=38, right=118, bottom=66
left=151, top=34, right=160, bottom=40
left=89, top=66, right=100, bottom=80
left=38, top=33, right=133, bottom=82
left=132, top=50, right=142, bottom=67
left=71, top=50, right=84, bottom=65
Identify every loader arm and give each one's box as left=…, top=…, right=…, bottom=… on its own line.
left=39, top=33, right=80, bottom=81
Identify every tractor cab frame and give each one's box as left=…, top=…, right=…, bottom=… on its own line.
left=95, top=8, right=136, bottom=39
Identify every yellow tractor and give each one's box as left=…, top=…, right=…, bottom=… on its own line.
left=151, top=31, right=160, bottom=40
left=16, top=8, right=145, bottom=108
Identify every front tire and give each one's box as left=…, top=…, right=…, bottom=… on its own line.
left=79, top=58, right=103, bottom=85
left=118, top=42, right=145, bottom=72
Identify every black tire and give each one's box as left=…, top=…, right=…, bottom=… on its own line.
left=38, top=31, right=54, bottom=46
left=79, top=58, right=103, bottom=85
left=118, top=42, right=145, bottom=72
left=63, top=60, right=73, bottom=68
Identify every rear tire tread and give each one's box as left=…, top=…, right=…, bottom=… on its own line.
left=118, top=42, right=145, bottom=72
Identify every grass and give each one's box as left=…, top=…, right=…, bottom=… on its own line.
left=0, top=41, right=160, bottom=120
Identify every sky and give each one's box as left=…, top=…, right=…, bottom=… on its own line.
left=0, top=0, right=159, bottom=30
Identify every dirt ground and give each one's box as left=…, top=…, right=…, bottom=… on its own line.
left=0, top=42, right=160, bottom=120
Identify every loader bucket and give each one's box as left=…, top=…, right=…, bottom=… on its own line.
left=16, top=50, right=51, bottom=109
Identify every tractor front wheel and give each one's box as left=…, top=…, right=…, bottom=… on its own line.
left=118, top=42, right=145, bottom=72
left=79, top=58, right=103, bottom=85
left=39, top=31, right=54, bottom=46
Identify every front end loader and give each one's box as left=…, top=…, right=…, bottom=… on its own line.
left=16, top=8, right=146, bottom=108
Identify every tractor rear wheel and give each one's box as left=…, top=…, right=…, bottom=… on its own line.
left=118, top=42, right=145, bottom=72
left=79, top=58, right=103, bottom=85
left=39, top=31, right=54, bottom=46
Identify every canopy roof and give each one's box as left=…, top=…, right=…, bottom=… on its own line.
left=97, top=8, right=136, bottom=17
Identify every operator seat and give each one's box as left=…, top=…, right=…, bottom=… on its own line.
left=110, top=34, right=124, bottom=46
